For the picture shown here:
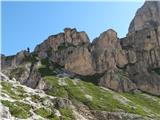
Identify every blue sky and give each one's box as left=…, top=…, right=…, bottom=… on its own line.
left=2, top=1, right=144, bottom=56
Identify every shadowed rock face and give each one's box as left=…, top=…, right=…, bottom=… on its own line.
left=1, top=1, right=160, bottom=95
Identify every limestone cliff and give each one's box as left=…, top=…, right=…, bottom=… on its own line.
left=121, top=1, right=160, bottom=95
left=128, top=1, right=160, bottom=34
left=1, top=1, right=160, bottom=120
left=1, top=1, right=160, bottom=96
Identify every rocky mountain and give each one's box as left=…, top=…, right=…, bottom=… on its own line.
left=1, top=1, right=160, bottom=120
left=1, top=72, right=160, bottom=120
left=121, top=1, right=160, bottom=95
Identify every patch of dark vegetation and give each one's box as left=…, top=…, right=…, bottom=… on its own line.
left=10, top=67, right=26, bottom=79
left=147, top=35, right=151, bottom=39
left=34, top=107, right=58, bottom=119
left=5, top=55, right=15, bottom=61
left=41, top=57, right=50, bottom=66
left=137, top=89, right=160, bottom=98
left=121, top=45, right=133, bottom=50
left=38, top=67, right=54, bottom=77
left=58, top=43, right=66, bottom=50
left=46, top=47, right=52, bottom=57
left=38, top=58, right=63, bottom=77
left=123, top=91, right=160, bottom=114
left=58, top=42, right=76, bottom=51
left=152, top=68, right=160, bottom=75
left=77, top=73, right=104, bottom=85
left=117, top=62, right=136, bottom=70
left=132, top=72, right=139, bottom=76
left=59, top=107, right=75, bottom=120
left=23, top=52, right=39, bottom=64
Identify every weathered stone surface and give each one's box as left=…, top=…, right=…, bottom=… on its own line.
left=126, top=50, right=137, bottom=64
left=99, top=69, right=136, bottom=92
left=1, top=2, right=160, bottom=120
left=64, top=46, right=94, bottom=75
left=93, top=111, right=146, bottom=120
left=1, top=62, right=31, bottom=85
left=36, top=79, right=49, bottom=90
left=121, top=1, right=160, bottom=95
left=10, top=63, right=32, bottom=84
left=34, top=28, right=89, bottom=57
left=1, top=1, right=160, bottom=96
left=1, top=104, right=12, bottom=120
left=129, top=1, right=160, bottom=34
left=1, top=50, right=29, bottom=70
left=64, top=28, right=89, bottom=46
left=92, top=29, right=128, bottom=73
left=24, top=62, right=42, bottom=88
left=91, top=29, right=131, bottom=92
left=34, top=28, right=93, bottom=75
left=1, top=53, right=41, bottom=88
left=53, top=98, right=72, bottom=108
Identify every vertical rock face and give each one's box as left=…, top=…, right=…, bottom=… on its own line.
left=91, top=29, right=134, bottom=92
left=121, top=1, right=160, bottom=95
left=32, top=28, right=133, bottom=92
left=128, top=1, right=160, bottom=34
left=1, top=51, right=32, bottom=85
left=64, top=46, right=94, bottom=75
left=92, top=29, right=128, bottom=73
left=1, top=1, right=160, bottom=95
left=35, top=28, right=94, bottom=75
left=1, top=50, right=29, bottom=70
left=35, top=28, right=89, bottom=54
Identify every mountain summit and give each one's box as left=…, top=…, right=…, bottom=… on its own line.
left=129, top=1, right=160, bottom=33
left=1, top=1, right=160, bottom=120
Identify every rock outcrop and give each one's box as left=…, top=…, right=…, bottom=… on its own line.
left=1, top=1, right=160, bottom=95
left=1, top=72, right=160, bottom=120
left=93, top=111, right=145, bottom=120
left=2, top=1, right=160, bottom=120
left=1, top=50, right=30, bottom=70
left=33, top=28, right=134, bottom=92
left=34, top=28, right=93, bottom=75
left=91, top=29, right=134, bottom=92
left=121, top=1, right=160, bottom=95
left=91, top=29, right=128, bottom=73
left=128, top=1, right=160, bottom=34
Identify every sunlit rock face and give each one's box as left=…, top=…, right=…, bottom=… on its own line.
left=128, top=1, right=160, bottom=34
left=121, top=1, right=160, bottom=95
left=1, top=1, right=160, bottom=95
left=34, top=28, right=94, bottom=76
left=91, top=29, right=134, bottom=92
left=91, top=29, right=128, bottom=73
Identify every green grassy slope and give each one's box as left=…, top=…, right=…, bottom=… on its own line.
left=43, top=75, right=160, bottom=119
